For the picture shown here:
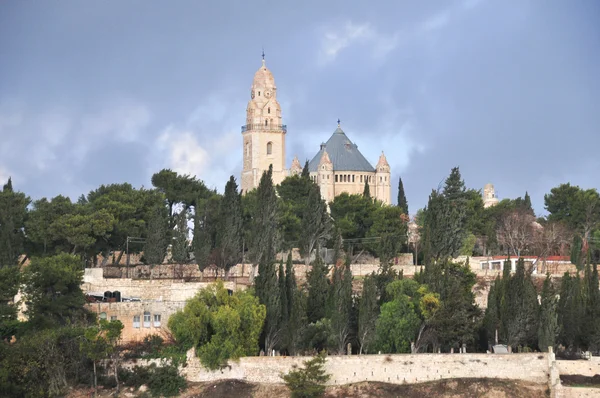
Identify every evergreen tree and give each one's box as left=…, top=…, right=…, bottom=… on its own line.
left=524, top=191, right=533, bottom=214
left=283, top=352, right=330, bottom=398
left=279, top=259, right=288, bottom=334
left=250, top=165, right=280, bottom=266
left=538, top=274, right=558, bottom=352
left=171, top=211, right=189, bottom=263
left=363, top=179, right=370, bottom=198
left=329, top=256, right=353, bottom=353
left=0, top=265, right=20, bottom=340
left=216, top=176, right=243, bottom=275
left=358, top=274, right=378, bottom=354
left=422, top=189, right=466, bottom=262
left=144, top=206, right=168, bottom=265
left=0, top=178, right=30, bottom=266
left=193, top=194, right=221, bottom=272
left=301, top=160, right=310, bottom=179
left=255, top=252, right=281, bottom=354
left=299, top=185, right=331, bottom=265
left=307, top=254, right=330, bottom=323
left=505, top=258, right=539, bottom=349
left=397, top=176, right=408, bottom=215
left=557, top=272, right=584, bottom=350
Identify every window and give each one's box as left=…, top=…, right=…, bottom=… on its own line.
left=154, top=314, right=161, bottom=327
left=258, top=91, right=261, bottom=96
left=268, top=107, right=270, bottom=114
left=327, top=175, right=329, bottom=180
left=335, top=175, right=338, bottom=182
left=265, top=119, right=268, bottom=126
left=245, top=142, right=250, bottom=157
left=99, top=312, right=107, bottom=320
left=352, top=175, right=355, bottom=183
left=360, top=175, right=363, bottom=183
left=267, top=142, right=272, bottom=155
left=111, top=315, right=118, bottom=321
left=133, top=315, right=140, bottom=328
left=380, top=176, right=382, bottom=182
left=143, top=311, right=151, bottom=328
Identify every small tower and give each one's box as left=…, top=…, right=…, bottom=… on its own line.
left=483, top=183, right=499, bottom=208
left=290, top=155, right=302, bottom=176
left=241, top=54, right=287, bottom=193
left=318, top=150, right=334, bottom=202
left=375, top=151, right=391, bottom=205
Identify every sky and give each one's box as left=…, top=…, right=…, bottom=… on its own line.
left=1, top=0, right=599, bottom=214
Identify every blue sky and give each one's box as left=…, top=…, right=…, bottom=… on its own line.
left=1, top=0, right=599, bottom=214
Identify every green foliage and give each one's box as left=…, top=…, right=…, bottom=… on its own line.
left=538, top=275, right=558, bottom=351
left=375, top=293, right=420, bottom=353
left=216, top=176, right=243, bottom=273
left=397, top=176, right=408, bottom=215
left=329, top=258, right=353, bottom=353
left=250, top=165, right=280, bottom=265
left=0, top=266, right=20, bottom=341
left=306, top=254, right=330, bottom=324
left=363, top=179, right=370, bottom=198
left=299, top=185, right=332, bottom=263
left=366, top=205, right=407, bottom=263
left=168, top=281, right=266, bottom=370
left=0, top=178, right=30, bottom=266
left=358, top=274, right=378, bottom=354
left=171, top=210, right=190, bottom=263
left=193, top=192, right=221, bottom=271
left=277, top=173, right=315, bottom=247
left=121, top=363, right=187, bottom=397
left=144, top=206, right=169, bottom=265
left=22, top=253, right=88, bottom=329
left=283, top=352, right=330, bottom=398
left=329, top=193, right=379, bottom=251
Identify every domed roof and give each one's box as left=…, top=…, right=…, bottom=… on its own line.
left=252, top=59, right=275, bottom=90
left=308, top=125, right=375, bottom=173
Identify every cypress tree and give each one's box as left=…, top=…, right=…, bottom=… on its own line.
left=279, top=259, right=288, bottom=329
left=524, top=191, right=533, bottom=214
left=216, top=176, right=243, bottom=276
left=307, top=253, right=330, bottom=323
left=285, top=252, right=305, bottom=355
left=0, top=178, right=29, bottom=267
left=558, top=272, right=585, bottom=350
left=330, top=256, right=353, bottom=353
left=358, top=274, right=379, bottom=354
left=301, top=160, right=310, bottom=179
left=506, top=258, right=539, bottom=349
left=171, top=211, right=189, bottom=263
left=363, top=180, right=370, bottom=198
left=299, top=185, right=331, bottom=265
left=538, top=274, right=558, bottom=352
left=255, top=251, right=281, bottom=354
left=397, top=177, right=408, bottom=215
left=144, top=206, right=168, bottom=265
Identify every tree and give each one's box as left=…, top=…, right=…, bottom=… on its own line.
left=279, top=259, right=288, bottom=341
left=144, top=206, right=168, bottom=265
left=329, top=193, right=378, bottom=251
left=285, top=252, right=305, bottom=355
left=151, top=169, right=209, bottom=227
left=306, top=254, right=330, bottom=324
left=375, top=292, right=421, bottom=353
left=171, top=210, right=190, bottom=263
left=81, top=319, right=124, bottom=396
left=25, top=195, right=74, bottom=257
left=299, top=185, right=331, bottom=265
left=301, top=160, right=310, bottom=179
left=496, top=209, right=536, bottom=257
left=358, top=274, right=378, bottom=354
left=216, top=176, right=243, bottom=276
left=282, top=351, right=330, bottom=398
left=250, top=165, right=280, bottom=266
left=366, top=205, right=408, bottom=263
left=277, top=173, right=314, bottom=248
left=22, top=253, right=88, bottom=329
left=329, top=257, right=353, bottom=354
left=168, top=281, right=265, bottom=370
left=0, top=266, right=20, bottom=341
left=363, top=180, right=370, bottom=198
left=422, top=189, right=465, bottom=262
left=505, top=259, right=539, bottom=349
left=0, top=178, right=30, bottom=266
left=557, top=272, right=585, bottom=350
left=193, top=192, right=221, bottom=272
left=524, top=191, right=533, bottom=214
left=538, top=274, right=558, bottom=352
left=397, top=177, right=408, bottom=215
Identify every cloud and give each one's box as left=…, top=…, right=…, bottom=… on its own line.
left=420, top=12, right=451, bottom=33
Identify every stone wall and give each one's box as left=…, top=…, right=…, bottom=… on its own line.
left=177, top=352, right=551, bottom=386
left=86, top=301, right=185, bottom=342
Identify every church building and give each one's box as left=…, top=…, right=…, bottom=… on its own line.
left=241, top=56, right=391, bottom=205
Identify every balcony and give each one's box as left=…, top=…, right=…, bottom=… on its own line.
left=241, top=124, right=287, bottom=133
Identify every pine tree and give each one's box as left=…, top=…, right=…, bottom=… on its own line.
left=397, top=177, right=408, bottom=215
left=307, top=253, right=330, bottom=323
left=363, top=180, right=370, bottom=198
left=538, top=274, right=558, bottom=352
left=216, top=176, right=243, bottom=276
left=558, top=273, right=584, bottom=350
left=505, top=258, right=539, bottom=349
left=144, top=206, right=168, bottom=265
left=299, top=185, right=331, bottom=265
left=193, top=195, right=220, bottom=272
left=330, top=256, right=353, bottom=353
left=171, top=211, right=189, bottom=263
left=443, top=167, right=466, bottom=201
left=358, top=274, right=378, bottom=354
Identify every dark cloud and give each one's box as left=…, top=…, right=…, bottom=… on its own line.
left=0, top=0, right=598, bottom=216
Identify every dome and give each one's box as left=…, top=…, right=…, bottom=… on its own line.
left=252, top=60, right=276, bottom=91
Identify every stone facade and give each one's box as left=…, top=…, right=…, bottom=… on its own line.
left=483, top=183, right=499, bottom=208
left=240, top=58, right=391, bottom=205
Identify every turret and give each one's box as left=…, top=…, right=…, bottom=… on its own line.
left=290, top=155, right=302, bottom=176
left=318, top=150, right=334, bottom=201
left=375, top=151, right=391, bottom=205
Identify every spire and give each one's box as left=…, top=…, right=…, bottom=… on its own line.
left=262, top=48, right=265, bottom=66
left=377, top=151, right=390, bottom=168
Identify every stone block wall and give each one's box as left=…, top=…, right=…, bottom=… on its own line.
left=177, top=352, right=551, bottom=386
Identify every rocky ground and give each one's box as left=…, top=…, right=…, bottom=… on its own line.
left=69, top=378, right=550, bottom=397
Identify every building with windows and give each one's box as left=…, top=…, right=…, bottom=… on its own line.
left=240, top=56, right=391, bottom=205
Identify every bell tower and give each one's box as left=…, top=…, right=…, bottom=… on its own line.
left=241, top=54, right=287, bottom=193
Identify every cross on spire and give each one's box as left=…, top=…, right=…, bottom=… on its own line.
left=262, top=48, right=265, bottom=60
left=337, top=118, right=341, bottom=127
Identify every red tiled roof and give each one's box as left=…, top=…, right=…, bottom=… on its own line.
left=486, top=256, right=570, bottom=262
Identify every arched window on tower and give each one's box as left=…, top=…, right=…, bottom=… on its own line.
left=245, top=142, right=250, bottom=157
left=268, top=107, right=271, bottom=114
left=267, top=142, right=272, bottom=155
left=265, top=119, right=268, bottom=127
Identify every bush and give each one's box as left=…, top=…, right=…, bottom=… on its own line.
left=283, top=352, right=330, bottom=398
left=120, top=363, right=186, bottom=397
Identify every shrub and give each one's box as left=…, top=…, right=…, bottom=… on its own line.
left=283, top=352, right=330, bottom=398
left=120, top=363, right=186, bottom=397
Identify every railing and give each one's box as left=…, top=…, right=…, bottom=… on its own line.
left=241, top=124, right=287, bottom=133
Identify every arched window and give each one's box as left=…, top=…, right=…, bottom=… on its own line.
left=268, top=107, right=271, bottom=114
left=258, top=91, right=261, bottom=96
left=245, top=142, right=250, bottom=157
left=267, top=142, right=272, bottom=155
left=265, top=119, right=268, bottom=126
